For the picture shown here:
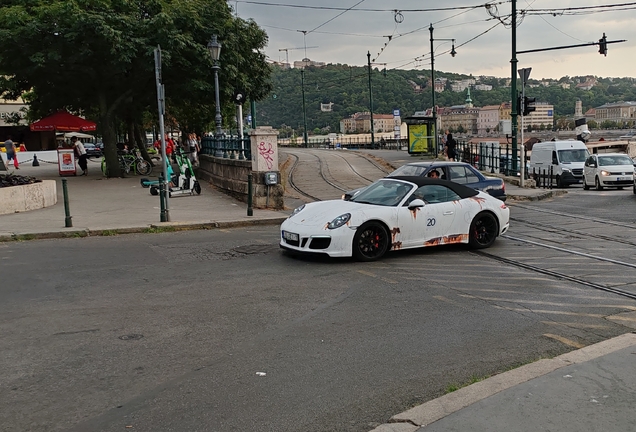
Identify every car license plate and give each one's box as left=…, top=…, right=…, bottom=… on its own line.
left=283, top=231, right=299, bottom=242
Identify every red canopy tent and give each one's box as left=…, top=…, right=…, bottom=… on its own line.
left=30, top=111, right=97, bottom=132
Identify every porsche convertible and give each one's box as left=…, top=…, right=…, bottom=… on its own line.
left=280, top=176, right=510, bottom=261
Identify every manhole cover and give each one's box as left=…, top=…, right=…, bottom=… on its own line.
left=118, top=334, right=144, bottom=341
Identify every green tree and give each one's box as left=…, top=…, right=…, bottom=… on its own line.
left=0, top=0, right=271, bottom=177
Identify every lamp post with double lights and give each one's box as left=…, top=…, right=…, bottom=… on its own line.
left=207, top=34, right=224, bottom=157
left=429, top=24, right=456, bottom=155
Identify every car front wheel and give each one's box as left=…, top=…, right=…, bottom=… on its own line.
left=583, top=177, right=590, bottom=190
left=595, top=176, right=603, bottom=191
left=469, top=212, right=498, bottom=249
left=352, top=222, right=389, bottom=261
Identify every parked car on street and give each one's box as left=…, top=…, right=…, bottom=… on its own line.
left=83, top=143, right=103, bottom=158
left=281, top=176, right=510, bottom=261
left=583, top=153, right=635, bottom=190
left=343, top=161, right=507, bottom=201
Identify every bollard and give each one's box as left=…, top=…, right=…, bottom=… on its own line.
left=159, top=174, right=167, bottom=222
left=62, top=178, right=73, bottom=227
left=247, top=173, right=253, bottom=217
left=32, top=154, right=40, bottom=167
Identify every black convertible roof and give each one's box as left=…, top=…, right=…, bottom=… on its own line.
left=384, top=176, right=480, bottom=199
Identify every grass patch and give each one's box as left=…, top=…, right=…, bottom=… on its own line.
left=445, top=375, right=487, bottom=394
left=101, top=230, right=118, bottom=236
left=14, top=234, right=36, bottom=241
left=143, top=226, right=176, bottom=234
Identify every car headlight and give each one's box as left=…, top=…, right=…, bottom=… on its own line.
left=600, top=170, right=611, bottom=176
left=562, top=168, right=571, bottom=173
left=327, top=213, right=351, bottom=229
left=290, top=204, right=305, bottom=217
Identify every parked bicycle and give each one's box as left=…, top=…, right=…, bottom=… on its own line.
left=101, top=148, right=152, bottom=176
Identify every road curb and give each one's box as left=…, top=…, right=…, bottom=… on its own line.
left=369, top=332, right=636, bottom=431
left=508, top=189, right=567, bottom=201
left=0, top=217, right=288, bottom=242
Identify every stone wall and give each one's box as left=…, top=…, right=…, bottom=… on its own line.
left=197, top=155, right=284, bottom=210
left=0, top=180, right=57, bottom=215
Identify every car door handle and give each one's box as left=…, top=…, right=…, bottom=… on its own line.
left=443, top=211, right=454, bottom=215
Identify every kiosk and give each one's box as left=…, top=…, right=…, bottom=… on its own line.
left=404, top=115, right=436, bottom=155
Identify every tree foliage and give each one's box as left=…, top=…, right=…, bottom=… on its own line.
left=256, top=65, right=636, bottom=135
left=0, top=0, right=272, bottom=176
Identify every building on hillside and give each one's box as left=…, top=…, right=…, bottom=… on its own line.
left=585, top=108, right=596, bottom=122
left=594, top=101, right=636, bottom=124
left=576, top=77, right=597, bottom=90
left=269, top=60, right=291, bottom=69
left=477, top=105, right=500, bottom=136
left=474, top=84, right=492, bottom=91
left=450, top=78, right=475, bottom=92
left=407, top=80, right=424, bottom=93
left=293, top=58, right=326, bottom=69
left=340, top=112, right=394, bottom=134
left=558, top=83, right=571, bottom=89
left=499, top=102, right=511, bottom=121
left=522, top=102, right=554, bottom=129
left=434, top=78, right=447, bottom=93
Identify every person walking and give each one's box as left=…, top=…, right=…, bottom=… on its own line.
left=72, top=136, right=88, bottom=175
left=187, top=133, right=200, bottom=166
left=444, top=132, right=457, bottom=161
left=4, top=135, right=19, bottom=169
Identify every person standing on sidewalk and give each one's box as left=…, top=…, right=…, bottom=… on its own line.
left=4, top=135, right=19, bottom=169
left=72, top=136, right=88, bottom=175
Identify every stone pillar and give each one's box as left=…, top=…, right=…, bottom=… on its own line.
left=249, top=127, right=284, bottom=209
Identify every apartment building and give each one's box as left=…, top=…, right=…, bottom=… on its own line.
left=594, top=101, right=636, bottom=124
left=522, top=102, right=554, bottom=129
left=340, top=112, right=394, bottom=134
left=477, top=105, right=500, bottom=136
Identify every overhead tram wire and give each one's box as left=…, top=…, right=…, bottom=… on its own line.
left=235, top=0, right=512, bottom=13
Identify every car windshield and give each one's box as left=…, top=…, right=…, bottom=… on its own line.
left=350, top=179, right=413, bottom=206
left=388, top=165, right=428, bottom=177
left=598, top=155, right=634, bottom=166
left=558, top=149, right=589, bottom=163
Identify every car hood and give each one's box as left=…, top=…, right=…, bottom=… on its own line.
left=287, top=199, right=385, bottom=226
left=597, top=164, right=635, bottom=173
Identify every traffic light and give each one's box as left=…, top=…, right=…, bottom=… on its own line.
left=599, top=33, right=607, bottom=56
left=516, top=95, right=522, bottom=115
left=523, top=96, right=536, bottom=116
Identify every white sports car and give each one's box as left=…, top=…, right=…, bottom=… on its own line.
left=280, top=176, right=510, bottom=261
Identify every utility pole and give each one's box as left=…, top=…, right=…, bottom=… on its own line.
left=367, top=51, right=375, bottom=148
left=511, top=0, right=519, bottom=174
left=430, top=25, right=437, bottom=155
left=301, top=69, right=308, bottom=148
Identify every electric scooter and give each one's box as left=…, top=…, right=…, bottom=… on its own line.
left=140, top=148, right=201, bottom=197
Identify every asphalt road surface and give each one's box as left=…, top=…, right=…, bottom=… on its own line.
left=3, top=187, right=636, bottom=432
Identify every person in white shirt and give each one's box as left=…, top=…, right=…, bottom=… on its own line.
left=72, top=136, right=88, bottom=175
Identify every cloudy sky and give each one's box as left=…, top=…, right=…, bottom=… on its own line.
left=233, top=0, right=634, bottom=80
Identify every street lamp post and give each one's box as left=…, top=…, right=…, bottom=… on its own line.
left=367, top=51, right=375, bottom=148
left=207, top=34, right=224, bottom=157
left=429, top=24, right=456, bottom=156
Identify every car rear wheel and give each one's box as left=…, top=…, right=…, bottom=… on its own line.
left=352, top=222, right=389, bottom=261
left=633, top=183, right=636, bottom=194
left=595, top=176, right=603, bottom=191
left=469, top=212, right=498, bottom=249
left=583, top=177, right=590, bottom=190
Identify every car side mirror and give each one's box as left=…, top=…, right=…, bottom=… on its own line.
left=408, top=199, right=426, bottom=209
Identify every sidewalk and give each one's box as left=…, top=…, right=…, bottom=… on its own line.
left=0, top=159, right=289, bottom=240
left=371, top=332, right=636, bottom=432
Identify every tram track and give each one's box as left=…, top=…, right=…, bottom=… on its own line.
left=284, top=148, right=389, bottom=202
left=510, top=202, right=636, bottom=229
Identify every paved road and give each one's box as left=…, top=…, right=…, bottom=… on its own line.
left=3, top=212, right=636, bottom=431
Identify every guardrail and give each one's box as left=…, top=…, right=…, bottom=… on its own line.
left=278, top=137, right=409, bottom=150
left=455, top=141, right=530, bottom=179
left=200, top=136, right=251, bottom=160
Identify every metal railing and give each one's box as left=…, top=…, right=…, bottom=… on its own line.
left=455, top=141, right=530, bottom=179
left=278, top=136, right=409, bottom=150
left=200, top=136, right=251, bottom=160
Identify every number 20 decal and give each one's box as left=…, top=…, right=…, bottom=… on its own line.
left=427, top=218, right=436, bottom=227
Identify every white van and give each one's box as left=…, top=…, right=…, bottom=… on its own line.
left=528, top=140, right=590, bottom=187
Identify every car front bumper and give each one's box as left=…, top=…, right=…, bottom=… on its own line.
left=599, top=174, right=634, bottom=186
left=280, top=219, right=356, bottom=258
